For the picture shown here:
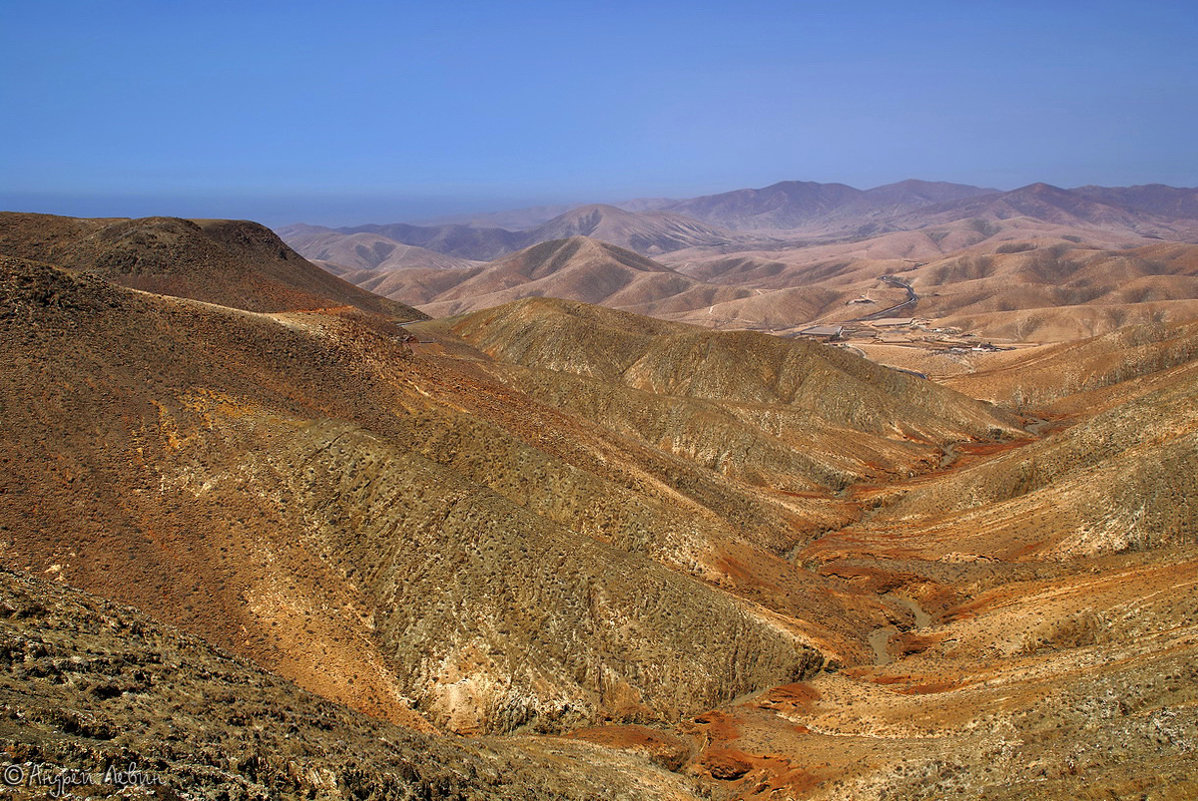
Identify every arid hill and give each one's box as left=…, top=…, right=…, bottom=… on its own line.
left=381, top=236, right=755, bottom=318
left=1059, top=183, right=1198, bottom=222
left=769, top=315, right=1198, bottom=801
left=419, top=201, right=580, bottom=230
left=944, top=318, right=1198, bottom=408
left=902, top=240, right=1198, bottom=341
left=278, top=180, right=1198, bottom=345
left=862, top=373, right=1198, bottom=559
left=648, top=236, right=1198, bottom=341
left=333, top=220, right=527, bottom=260
left=1, top=254, right=842, bottom=735
left=445, top=297, right=1016, bottom=446
left=3, top=226, right=1027, bottom=744
left=0, top=212, right=425, bottom=318
left=650, top=178, right=1198, bottom=240
left=330, top=181, right=1198, bottom=243
left=892, top=182, right=1198, bottom=241
left=282, top=203, right=734, bottom=269
left=278, top=222, right=482, bottom=273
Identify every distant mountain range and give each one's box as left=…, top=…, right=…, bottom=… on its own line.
left=279, top=180, right=1198, bottom=270
left=656, top=179, right=994, bottom=232
left=280, top=202, right=735, bottom=263
left=271, top=179, right=1198, bottom=342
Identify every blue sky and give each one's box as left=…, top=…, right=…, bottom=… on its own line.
left=1, top=0, right=1195, bottom=225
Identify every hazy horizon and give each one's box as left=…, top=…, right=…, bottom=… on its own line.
left=2, top=0, right=1195, bottom=227
left=7, top=172, right=1198, bottom=230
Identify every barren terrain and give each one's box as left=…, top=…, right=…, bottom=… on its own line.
left=280, top=181, right=1198, bottom=361
left=1, top=210, right=1195, bottom=799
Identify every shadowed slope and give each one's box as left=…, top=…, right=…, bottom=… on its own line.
left=1073, top=183, right=1198, bottom=219
left=662, top=180, right=864, bottom=231
left=661, top=179, right=993, bottom=232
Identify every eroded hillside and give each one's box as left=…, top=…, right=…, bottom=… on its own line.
left=0, top=568, right=698, bottom=800
left=2, top=213, right=1196, bottom=800
left=1, top=235, right=1027, bottom=737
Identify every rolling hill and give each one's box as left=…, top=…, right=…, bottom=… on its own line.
left=944, top=317, right=1198, bottom=409
left=3, top=223, right=1029, bottom=740
left=808, top=323, right=1198, bottom=562
left=2, top=252, right=838, bottom=735
left=892, top=182, right=1198, bottom=241
left=278, top=222, right=482, bottom=273
left=369, top=236, right=756, bottom=318
left=1072, top=183, right=1198, bottom=220
left=649, top=178, right=1198, bottom=240
left=655, top=236, right=1198, bottom=341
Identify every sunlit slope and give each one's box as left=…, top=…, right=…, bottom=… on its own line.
left=1, top=256, right=829, bottom=733
left=409, top=237, right=751, bottom=317
left=448, top=297, right=1019, bottom=443
left=861, top=360, right=1198, bottom=558
left=0, top=568, right=698, bottom=800
left=945, top=318, right=1198, bottom=408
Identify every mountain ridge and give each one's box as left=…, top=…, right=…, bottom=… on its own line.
left=1, top=212, right=426, bottom=319
left=278, top=180, right=1198, bottom=296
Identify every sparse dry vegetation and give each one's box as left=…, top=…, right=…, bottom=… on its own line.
left=2, top=211, right=1197, bottom=799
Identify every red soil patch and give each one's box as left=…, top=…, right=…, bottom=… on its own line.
left=892, top=631, right=941, bottom=657
left=701, top=747, right=753, bottom=780
left=697, top=746, right=822, bottom=796
left=691, top=709, right=741, bottom=741
left=689, top=705, right=826, bottom=796
left=756, top=682, right=821, bottom=714
left=566, top=724, right=694, bottom=771
left=872, top=674, right=914, bottom=686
